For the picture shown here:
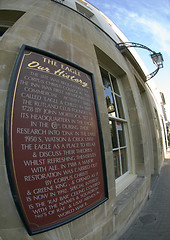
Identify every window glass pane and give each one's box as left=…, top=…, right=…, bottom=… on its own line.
left=111, top=75, right=120, bottom=94
left=115, top=95, right=124, bottom=119
left=104, top=89, right=116, bottom=117
left=100, top=68, right=112, bottom=90
left=121, top=149, right=128, bottom=174
left=116, top=121, right=126, bottom=147
left=113, top=150, right=121, bottom=178
left=108, top=111, right=116, bottom=118
left=109, top=120, right=118, bottom=148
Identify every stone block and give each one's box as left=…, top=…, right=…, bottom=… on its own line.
left=0, top=228, right=31, bottom=240
left=128, top=107, right=139, bottom=125
left=27, top=15, right=49, bottom=32
left=99, top=113, right=113, bottom=152
left=44, top=225, right=72, bottom=240
left=95, top=87, right=107, bottom=114
left=69, top=213, right=94, bottom=239
left=134, top=181, right=146, bottom=208
left=0, top=50, right=18, bottom=90
left=30, top=5, right=56, bottom=19
left=102, top=217, right=114, bottom=240
left=7, top=25, right=41, bottom=46
left=81, top=227, right=103, bottom=240
left=93, top=203, right=106, bottom=228
left=61, top=26, right=72, bottom=43
left=135, top=162, right=145, bottom=176
left=72, top=46, right=93, bottom=70
left=72, top=32, right=92, bottom=57
left=104, top=151, right=116, bottom=188
left=38, top=34, right=72, bottom=60
left=0, top=166, right=22, bottom=229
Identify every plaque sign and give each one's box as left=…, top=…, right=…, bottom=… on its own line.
left=4, top=45, right=108, bottom=235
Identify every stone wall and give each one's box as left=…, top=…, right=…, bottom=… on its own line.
left=0, top=0, right=163, bottom=239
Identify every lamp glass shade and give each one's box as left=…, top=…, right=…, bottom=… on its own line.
left=151, top=52, right=164, bottom=68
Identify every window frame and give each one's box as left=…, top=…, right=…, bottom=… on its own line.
left=0, top=10, right=25, bottom=39
left=100, top=66, right=130, bottom=179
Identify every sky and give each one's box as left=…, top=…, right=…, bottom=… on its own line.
left=88, top=0, right=170, bottom=121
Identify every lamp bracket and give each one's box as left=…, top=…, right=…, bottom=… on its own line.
left=116, top=42, right=163, bottom=81
left=116, top=42, right=155, bottom=54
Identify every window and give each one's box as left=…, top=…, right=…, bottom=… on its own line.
left=0, top=26, right=8, bottom=38
left=75, top=2, right=94, bottom=19
left=100, top=67, right=128, bottom=179
left=0, top=10, right=25, bottom=39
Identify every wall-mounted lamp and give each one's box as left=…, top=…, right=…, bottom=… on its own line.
left=116, top=42, right=164, bottom=81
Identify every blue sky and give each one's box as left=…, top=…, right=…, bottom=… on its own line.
left=88, top=0, right=170, bottom=120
